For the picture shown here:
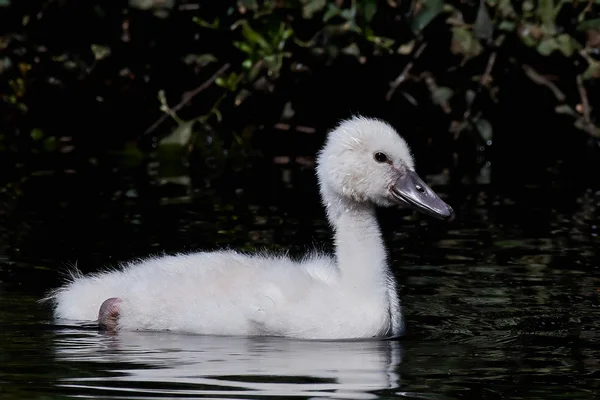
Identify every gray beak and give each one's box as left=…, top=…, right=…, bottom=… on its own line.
left=390, top=170, right=455, bottom=221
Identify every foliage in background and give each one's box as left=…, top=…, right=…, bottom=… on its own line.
left=1, top=0, right=600, bottom=196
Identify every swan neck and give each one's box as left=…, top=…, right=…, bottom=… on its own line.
left=327, top=196, right=390, bottom=289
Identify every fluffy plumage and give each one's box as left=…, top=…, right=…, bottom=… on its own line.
left=43, top=116, right=447, bottom=340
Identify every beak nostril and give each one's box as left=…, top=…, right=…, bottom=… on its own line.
left=416, top=184, right=425, bottom=194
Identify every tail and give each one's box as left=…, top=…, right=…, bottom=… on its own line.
left=39, top=264, right=109, bottom=321
left=39, top=265, right=84, bottom=306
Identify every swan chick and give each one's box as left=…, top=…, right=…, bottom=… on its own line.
left=43, top=116, right=454, bottom=340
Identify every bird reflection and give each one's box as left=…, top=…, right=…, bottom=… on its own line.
left=52, top=328, right=403, bottom=399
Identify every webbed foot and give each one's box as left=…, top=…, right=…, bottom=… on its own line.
left=98, top=297, right=122, bottom=332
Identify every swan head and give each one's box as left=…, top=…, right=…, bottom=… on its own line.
left=316, top=116, right=454, bottom=221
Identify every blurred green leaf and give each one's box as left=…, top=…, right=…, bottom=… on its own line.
left=536, top=0, right=555, bottom=35
left=573, top=118, right=600, bottom=138
left=474, top=0, right=493, bottom=41
left=233, top=41, right=253, bottom=54
left=577, top=18, right=600, bottom=31
left=302, top=0, right=326, bottom=19
left=91, top=44, right=110, bottom=60
left=43, top=137, right=57, bottom=152
left=184, top=53, right=218, bottom=66
left=216, top=72, right=240, bottom=91
left=555, top=104, right=577, bottom=116
left=161, top=121, right=194, bottom=147
left=411, top=0, right=444, bottom=34
left=30, top=128, right=44, bottom=141
left=192, top=16, right=220, bottom=29
left=498, top=20, right=516, bottom=32
left=242, top=58, right=252, bottom=69
left=129, top=0, right=174, bottom=10
left=497, top=0, right=516, bottom=17
left=583, top=59, right=600, bottom=80
left=235, top=89, right=251, bottom=107
left=556, top=34, right=579, bottom=57
left=476, top=118, right=493, bottom=141
left=432, top=86, right=453, bottom=105
left=238, top=21, right=271, bottom=50
left=451, top=27, right=483, bottom=57
left=0, top=0, right=10, bottom=6
left=340, top=5, right=356, bottom=21
left=537, top=37, right=558, bottom=55
left=465, top=89, right=477, bottom=107
left=363, top=0, right=377, bottom=23
left=367, top=32, right=395, bottom=50
left=397, top=40, right=415, bottom=54
left=239, top=0, right=258, bottom=12
left=323, top=4, right=341, bottom=22
left=341, top=43, right=361, bottom=57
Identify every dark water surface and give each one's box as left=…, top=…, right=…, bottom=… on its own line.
left=1, top=168, right=599, bottom=400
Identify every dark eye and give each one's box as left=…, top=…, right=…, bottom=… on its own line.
left=374, top=152, right=388, bottom=163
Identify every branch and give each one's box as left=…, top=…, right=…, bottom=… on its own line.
left=576, top=73, right=596, bottom=137
left=144, top=63, right=231, bottom=135
left=386, top=42, right=427, bottom=101
left=521, top=64, right=566, bottom=102
left=421, top=72, right=452, bottom=114
left=480, top=49, right=497, bottom=87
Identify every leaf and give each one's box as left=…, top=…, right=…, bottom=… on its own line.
left=465, top=89, right=476, bottom=106
left=91, top=44, right=110, bottom=60
left=239, top=0, right=258, bottom=12
left=537, top=37, right=558, bottom=56
left=475, top=118, right=493, bottom=141
left=0, top=0, right=10, bottom=6
left=363, top=0, right=377, bottom=22
left=323, top=4, right=341, bottom=22
left=237, top=20, right=270, bottom=51
left=233, top=41, right=253, bottom=54
left=341, top=43, right=361, bottom=58
left=216, top=72, right=240, bottom=91
left=281, top=27, right=294, bottom=42
left=234, top=89, right=251, bottom=107
left=368, top=35, right=395, bottom=50
left=536, top=0, right=555, bottom=35
left=556, top=34, right=579, bottom=57
left=340, top=6, right=356, bottom=21
left=497, top=0, right=516, bottom=17
left=302, top=0, right=326, bottom=19
left=30, top=128, right=44, bottom=141
left=498, top=20, right=516, bottom=31
left=577, top=18, right=600, bottom=31
left=160, top=121, right=194, bottom=147
left=192, top=16, right=220, bottom=29
left=554, top=105, right=578, bottom=116
left=583, top=59, right=600, bottom=80
left=451, top=27, right=483, bottom=57
left=129, top=0, right=153, bottom=10
left=281, top=101, right=295, bottom=119
left=474, top=0, right=494, bottom=41
left=432, top=86, right=453, bottom=105
left=183, top=53, right=218, bottom=66
left=411, top=0, right=444, bottom=34
left=397, top=40, right=415, bottom=54
left=241, top=58, right=252, bottom=69
left=43, top=137, right=57, bottom=152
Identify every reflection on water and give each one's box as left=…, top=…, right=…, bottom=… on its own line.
left=53, top=329, right=402, bottom=399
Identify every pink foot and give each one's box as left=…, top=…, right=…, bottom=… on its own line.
left=98, top=297, right=122, bottom=332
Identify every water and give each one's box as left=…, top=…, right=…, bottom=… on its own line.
left=1, top=167, right=599, bottom=400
